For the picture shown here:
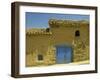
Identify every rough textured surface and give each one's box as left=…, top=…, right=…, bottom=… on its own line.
left=73, top=37, right=89, bottom=62
left=26, top=46, right=56, bottom=66
left=26, top=19, right=89, bottom=67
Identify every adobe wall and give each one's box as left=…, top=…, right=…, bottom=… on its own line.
left=26, top=19, right=89, bottom=67
left=49, top=19, right=89, bottom=45
left=26, top=32, right=56, bottom=67
left=49, top=19, right=89, bottom=62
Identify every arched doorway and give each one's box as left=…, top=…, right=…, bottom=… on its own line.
left=75, top=30, right=80, bottom=37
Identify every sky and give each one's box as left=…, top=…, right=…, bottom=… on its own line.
left=25, top=12, right=89, bottom=29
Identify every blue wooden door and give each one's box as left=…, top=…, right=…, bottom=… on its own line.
left=56, top=46, right=72, bottom=64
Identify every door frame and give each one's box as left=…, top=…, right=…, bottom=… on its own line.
left=55, top=44, right=73, bottom=64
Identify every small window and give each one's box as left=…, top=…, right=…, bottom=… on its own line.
left=37, top=54, right=43, bottom=61
left=46, top=28, right=50, bottom=32
left=75, top=30, right=80, bottom=37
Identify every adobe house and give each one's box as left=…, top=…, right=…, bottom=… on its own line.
left=26, top=19, right=89, bottom=67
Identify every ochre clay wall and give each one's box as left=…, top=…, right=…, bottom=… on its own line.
left=26, top=19, right=89, bottom=67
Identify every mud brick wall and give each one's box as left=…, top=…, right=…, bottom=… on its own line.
left=26, top=31, right=56, bottom=67
left=26, top=19, right=89, bottom=67
left=73, top=38, right=89, bottom=62
left=26, top=45, right=56, bottom=67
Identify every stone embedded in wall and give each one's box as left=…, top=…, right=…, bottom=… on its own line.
left=49, top=19, right=89, bottom=28
left=73, top=38, right=89, bottom=62
left=44, top=46, right=56, bottom=65
left=26, top=46, right=56, bottom=67
left=26, top=19, right=89, bottom=67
